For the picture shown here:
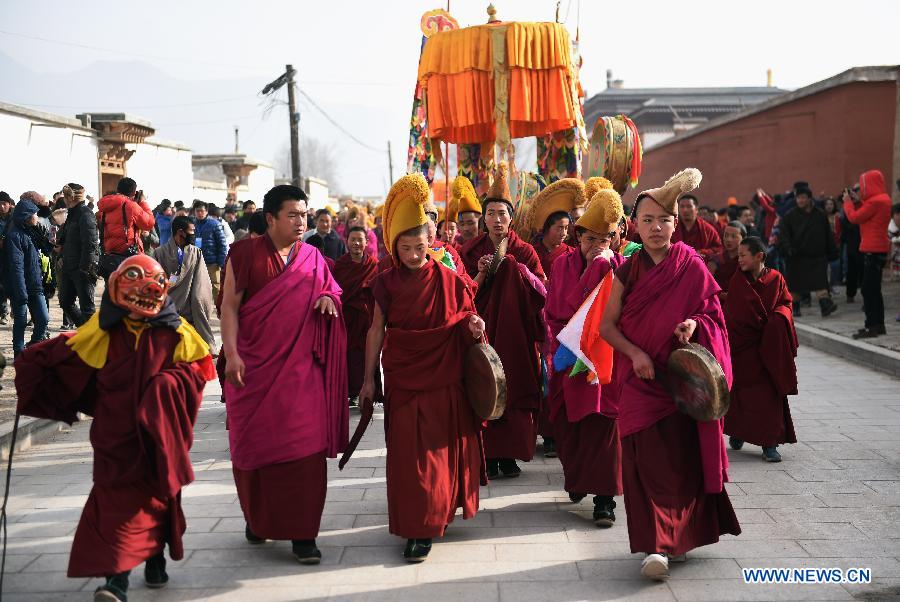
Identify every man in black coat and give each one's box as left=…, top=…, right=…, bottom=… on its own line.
left=779, top=186, right=838, bottom=317
left=57, top=183, right=99, bottom=326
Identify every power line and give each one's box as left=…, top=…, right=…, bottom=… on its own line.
left=0, top=29, right=258, bottom=71
left=297, top=89, right=382, bottom=153
left=154, top=114, right=263, bottom=127
left=5, top=96, right=260, bottom=111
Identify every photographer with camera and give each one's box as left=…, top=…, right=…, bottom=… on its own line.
left=96, top=177, right=155, bottom=278
left=57, top=183, right=99, bottom=326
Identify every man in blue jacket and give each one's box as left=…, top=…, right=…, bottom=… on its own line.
left=192, top=201, right=228, bottom=300
left=3, top=199, right=50, bottom=356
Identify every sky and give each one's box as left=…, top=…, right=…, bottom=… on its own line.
left=1, top=0, right=898, bottom=196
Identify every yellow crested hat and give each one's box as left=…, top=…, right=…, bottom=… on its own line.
left=576, top=189, right=624, bottom=235
left=527, top=178, right=585, bottom=233
left=452, top=175, right=480, bottom=217
left=635, top=168, right=702, bottom=216
left=583, top=177, right=614, bottom=208
left=383, top=173, right=430, bottom=256
left=484, top=161, right=511, bottom=204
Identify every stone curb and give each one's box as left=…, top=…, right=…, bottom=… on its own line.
left=795, top=322, right=900, bottom=378
left=0, top=416, right=77, bottom=461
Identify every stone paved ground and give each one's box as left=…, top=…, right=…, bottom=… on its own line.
left=1, top=346, right=899, bottom=601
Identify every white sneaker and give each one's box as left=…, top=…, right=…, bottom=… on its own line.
left=641, top=553, right=669, bottom=581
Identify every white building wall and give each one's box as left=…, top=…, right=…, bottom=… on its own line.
left=243, top=165, right=274, bottom=203
left=0, top=110, right=99, bottom=198
left=192, top=182, right=230, bottom=205
left=125, top=139, right=194, bottom=203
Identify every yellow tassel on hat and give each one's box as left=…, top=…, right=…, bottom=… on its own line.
left=383, top=173, right=430, bottom=256
left=583, top=177, right=614, bottom=208
left=452, top=175, right=479, bottom=217
left=485, top=161, right=511, bottom=203
left=527, top=178, right=585, bottom=236
left=576, top=189, right=624, bottom=235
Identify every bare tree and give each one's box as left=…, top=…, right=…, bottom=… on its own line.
left=276, top=137, right=342, bottom=193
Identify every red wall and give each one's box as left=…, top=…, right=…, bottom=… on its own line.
left=626, top=81, right=897, bottom=207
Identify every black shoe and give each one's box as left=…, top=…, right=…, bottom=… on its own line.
left=95, top=572, right=129, bottom=601
left=729, top=436, right=744, bottom=451
left=349, top=396, right=359, bottom=408
left=487, top=459, right=500, bottom=480
left=291, top=539, right=322, bottom=565
left=543, top=437, right=557, bottom=458
left=245, top=524, right=266, bottom=544
left=144, top=554, right=168, bottom=589
left=592, top=496, right=616, bottom=527
left=853, top=327, right=883, bottom=340
left=498, top=458, right=521, bottom=478
left=403, top=538, right=432, bottom=563
left=819, top=297, right=837, bottom=317
left=568, top=491, right=587, bottom=503
left=762, top=447, right=782, bottom=463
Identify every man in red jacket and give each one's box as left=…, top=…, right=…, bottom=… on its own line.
left=97, top=177, right=156, bottom=258
left=844, top=170, right=892, bottom=339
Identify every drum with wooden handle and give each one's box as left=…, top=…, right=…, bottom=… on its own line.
left=665, top=343, right=730, bottom=422
left=464, top=342, right=507, bottom=420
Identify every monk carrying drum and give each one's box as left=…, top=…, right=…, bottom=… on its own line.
left=360, top=173, right=486, bottom=563
left=600, top=168, right=741, bottom=581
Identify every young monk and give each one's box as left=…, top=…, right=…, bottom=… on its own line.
left=528, top=178, right=594, bottom=458
left=460, top=162, right=547, bottom=479
left=15, top=255, right=214, bottom=601
left=545, top=188, right=625, bottom=526
left=600, top=168, right=741, bottom=581
left=707, top=220, right=746, bottom=295
left=221, top=184, right=348, bottom=564
left=332, top=226, right=379, bottom=405
left=452, top=175, right=482, bottom=247
left=723, top=236, right=798, bottom=462
left=359, top=173, right=485, bottom=563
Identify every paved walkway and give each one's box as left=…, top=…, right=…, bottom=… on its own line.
left=1, top=345, right=899, bottom=601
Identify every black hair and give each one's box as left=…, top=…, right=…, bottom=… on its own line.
left=458, top=210, right=480, bottom=220
left=891, top=203, right=900, bottom=215
left=542, top=210, right=571, bottom=233
left=53, top=198, right=67, bottom=211
left=483, top=198, right=514, bottom=216
left=67, top=182, right=84, bottom=192
left=314, top=208, right=332, bottom=220
left=792, top=181, right=810, bottom=192
left=174, top=200, right=185, bottom=209
left=726, top=220, right=747, bottom=236
left=795, top=186, right=813, bottom=199
left=263, top=185, right=307, bottom=215
left=679, top=193, right=698, bottom=205
left=117, top=177, right=137, bottom=196
left=193, top=200, right=208, bottom=210
left=248, top=211, right=268, bottom=235
left=242, top=199, right=256, bottom=211
left=0, top=191, right=12, bottom=204
left=347, top=225, right=367, bottom=236
left=172, top=215, right=193, bottom=235
left=397, top=223, right=429, bottom=240
left=207, top=205, right=221, bottom=218
left=740, top=236, right=768, bottom=256
left=716, top=207, right=728, bottom=216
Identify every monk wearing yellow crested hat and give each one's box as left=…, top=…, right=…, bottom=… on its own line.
left=359, top=173, right=486, bottom=563
left=452, top=175, right=482, bottom=247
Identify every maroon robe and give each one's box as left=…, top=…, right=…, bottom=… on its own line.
left=614, top=244, right=740, bottom=556
left=709, top=251, right=740, bottom=293
left=373, top=258, right=483, bottom=538
left=227, top=235, right=335, bottom=540
left=545, top=250, right=623, bottom=496
left=460, top=231, right=546, bottom=461
left=673, top=219, right=723, bottom=258
left=332, top=253, right=378, bottom=397
left=724, top=268, right=798, bottom=447
left=531, top=236, right=573, bottom=439
left=15, top=312, right=211, bottom=577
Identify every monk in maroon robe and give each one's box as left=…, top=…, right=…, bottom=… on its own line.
left=531, top=213, right=575, bottom=458
left=15, top=256, right=214, bottom=601
left=360, top=174, right=485, bottom=563
left=460, top=205, right=546, bottom=479
left=545, top=220, right=623, bottom=526
left=601, top=170, right=740, bottom=581
left=672, top=194, right=723, bottom=259
left=332, top=226, right=379, bottom=399
left=707, top=221, right=746, bottom=295
left=724, top=237, right=797, bottom=461
left=221, top=185, right=348, bottom=565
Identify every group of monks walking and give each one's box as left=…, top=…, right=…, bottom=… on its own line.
left=13, top=162, right=802, bottom=601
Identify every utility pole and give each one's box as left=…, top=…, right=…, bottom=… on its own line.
left=387, top=140, right=394, bottom=184
left=234, top=126, right=239, bottom=154
left=285, top=64, right=302, bottom=188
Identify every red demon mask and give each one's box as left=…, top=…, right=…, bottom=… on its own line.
left=108, top=255, right=169, bottom=317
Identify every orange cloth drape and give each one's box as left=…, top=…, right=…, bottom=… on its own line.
left=418, top=22, right=578, bottom=145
